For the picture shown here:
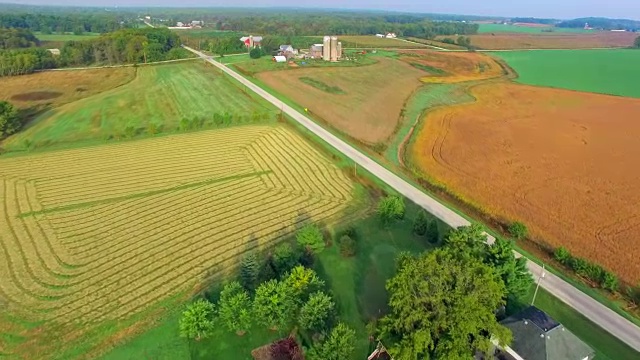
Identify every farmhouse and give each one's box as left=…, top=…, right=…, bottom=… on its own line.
left=240, top=35, right=263, bottom=49
left=278, top=45, right=298, bottom=59
left=497, top=306, right=595, bottom=360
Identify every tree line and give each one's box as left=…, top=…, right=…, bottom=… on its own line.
left=0, top=12, right=135, bottom=34
left=557, top=17, right=640, bottom=31
left=0, top=28, right=184, bottom=77
left=179, top=222, right=358, bottom=360
left=0, top=28, right=39, bottom=49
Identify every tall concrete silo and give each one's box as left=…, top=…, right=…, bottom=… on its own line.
left=330, top=36, right=338, bottom=62
left=337, top=41, right=343, bottom=60
left=323, top=36, right=331, bottom=61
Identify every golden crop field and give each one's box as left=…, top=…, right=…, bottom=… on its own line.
left=0, top=125, right=354, bottom=359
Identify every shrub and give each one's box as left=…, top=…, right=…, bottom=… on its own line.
left=554, top=247, right=571, bottom=265
left=339, top=235, right=356, bottom=257
left=272, top=243, right=300, bottom=276
left=413, top=210, right=429, bottom=236
left=377, top=195, right=405, bottom=225
left=601, top=271, right=618, bottom=292
left=508, top=221, right=528, bottom=240
left=250, top=47, right=263, bottom=59
left=124, top=125, right=136, bottom=138
left=296, top=224, right=325, bottom=255
left=426, top=219, right=439, bottom=244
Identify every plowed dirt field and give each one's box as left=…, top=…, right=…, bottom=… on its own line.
left=399, top=51, right=505, bottom=83
left=410, top=82, right=640, bottom=283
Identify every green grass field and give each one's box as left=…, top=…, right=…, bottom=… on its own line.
left=494, top=49, right=640, bottom=98
left=384, top=83, right=474, bottom=165
left=3, top=61, right=276, bottom=151
left=478, top=23, right=594, bottom=34
left=35, top=32, right=101, bottom=42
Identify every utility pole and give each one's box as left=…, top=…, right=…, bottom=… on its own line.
left=531, top=264, right=546, bottom=306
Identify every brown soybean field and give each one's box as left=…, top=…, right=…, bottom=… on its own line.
left=0, top=125, right=354, bottom=359
left=453, top=31, right=638, bottom=49
left=409, top=81, right=640, bottom=283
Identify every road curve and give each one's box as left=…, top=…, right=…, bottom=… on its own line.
left=183, top=45, right=640, bottom=352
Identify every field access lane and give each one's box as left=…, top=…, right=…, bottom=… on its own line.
left=183, top=46, right=640, bottom=352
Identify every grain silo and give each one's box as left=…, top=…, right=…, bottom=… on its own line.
left=337, top=41, right=343, bottom=60
left=330, top=36, right=338, bottom=62
left=323, top=36, right=331, bottom=61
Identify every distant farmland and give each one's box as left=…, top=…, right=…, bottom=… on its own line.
left=399, top=51, right=505, bottom=83
left=477, top=23, right=592, bottom=34
left=446, top=31, right=637, bottom=49
left=494, top=49, right=640, bottom=98
left=0, top=125, right=354, bottom=359
left=409, top=81, right=640, bottom=284
left=339, top=35, right=427, bottom=48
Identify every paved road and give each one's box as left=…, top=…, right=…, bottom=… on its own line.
left=184, top=45, right=640, bottom=352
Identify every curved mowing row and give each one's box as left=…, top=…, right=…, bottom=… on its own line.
left=0, top=125, right=353, bottom=358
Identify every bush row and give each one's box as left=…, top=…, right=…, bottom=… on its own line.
left=554, top=247, right=618, bottom=292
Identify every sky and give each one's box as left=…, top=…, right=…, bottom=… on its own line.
left=8, top=0, right=640, bottom=20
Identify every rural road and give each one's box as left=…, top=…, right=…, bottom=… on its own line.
left=183, top=45, right=640, bottom=352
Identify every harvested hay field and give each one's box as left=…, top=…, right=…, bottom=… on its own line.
left=410, top=82, right=640, bottom=283
left=0, top=125, right=354, bottom=359
left=339, top=35, right=427, bottom=48
left=0, top=67, right=135, bottom=109
left=256, top=57, right=424, bottom=144
left=399, top=51, right=505, bottom=83
left=444, top=32, right=637, bottom=49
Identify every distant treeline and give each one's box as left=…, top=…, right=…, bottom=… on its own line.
left=205, top=14, right=479, bottom=38
left=0, top=13, right=135, bottom=34
left=557, top=17, right=640, bottom=31
left=0, top=28, right=184, bottom=76
left=510, top=17, right=556, bottom=25
left=0, top=28, right=39, bottom=49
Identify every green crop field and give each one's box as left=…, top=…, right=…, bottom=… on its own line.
left=478, top=23, right=593, bottom=34
left=2, top=61, right=276, bottom=151
left=35, top=32, right=101, bottom=42
left=494, top=49, right=640, bottom=98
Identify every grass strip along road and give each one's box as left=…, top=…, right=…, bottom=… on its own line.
left=183, top=46, right=640, bottom=352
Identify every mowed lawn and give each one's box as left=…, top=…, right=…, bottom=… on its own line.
left=3, top=61, right=275, bottom=150
left=494, top=49, right=640, bottom=98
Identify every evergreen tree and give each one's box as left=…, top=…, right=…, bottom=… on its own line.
left=413, top=210, right=429, bottom=236
left=240, top=253, right=260, bottom=291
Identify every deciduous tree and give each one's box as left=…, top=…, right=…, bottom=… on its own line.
left=634, top=36, right=640, bottom=48
left=272, top=242, right=300, bottom=276
left=508, top=221, right=528, bottom=240
left=412, top=210, right=429, bottom=236
left=381, top=248, right=511, bottom=359
left=299, top=291, right=335, bottom=332
left=0, top=101, right=20, bottom=137
left=218, top=281, right=253, bottom=335
left=253, top=279, right=296, bottom=330
left=179, top=299, right=216, bottom=341
left=284, top=265, right=324, bottom=299
left=307, top=323, right=356, bottom=360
